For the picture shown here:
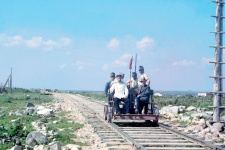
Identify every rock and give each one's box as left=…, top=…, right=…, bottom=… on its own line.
left=9, top=112, right=15, bottom=116
left=199, top=119, right=206, bottom=128
left=67, top=121, right=74, bottom=124
left=34, top=145, right=45, bottom=150
left=182, top=116, right=190, bottom=122
left=11, top=118, right=20, bottom=123
left=26, top=138, right=37, bottom=146
left=169, top=106, right=179, bottom=114
left=26, top=103, right=35, bottom=107
left=37, top=109, right=54, bottom=116
left=65, top=144, right=82, bottom=150
left=37, top=106, right=45, bottom=110
left=186, top=106, right=196, bottom=111
left=10, top=145, right=22, bottom=150
left=40, top=118, right=48, bottom=123
left=0, top=114, right=5, bottom=118
left=26, top=131, right=49, bottom=145
left=161, top=106, right=170, bottom=112
left=211, top=122, right=224, bottom=132
left=25, top=145, right=33, bottom=150
left=53, top=121, right=58, bottom=124
left=205, top=111, right=213, bottom=116
left=14, top=138, right=21, bottom=146
left=178, top=106, right=186, bottom=113
left=56, top=104, right=61, bottom=110
left=191, top=112, right=211, bottom=119
left=49, top=142, right=62, bottom=150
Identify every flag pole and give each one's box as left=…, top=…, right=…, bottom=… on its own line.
left=135, top=53, right=137, bottom=73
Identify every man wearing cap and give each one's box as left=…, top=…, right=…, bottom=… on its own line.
left=135, top=77, right=151, bottom=114
left=127, top=72, right=139, bottom=113
left=138, top=66, right=150, bottom=86
left=104, top=72, right=115, bottom=105
left=110, top=73, right=129, bottom=115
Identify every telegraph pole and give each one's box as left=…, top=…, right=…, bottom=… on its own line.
left=209, top=0, right=225, bottom=123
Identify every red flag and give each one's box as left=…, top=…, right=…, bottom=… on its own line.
left=129, top=56, right=133, bottom=69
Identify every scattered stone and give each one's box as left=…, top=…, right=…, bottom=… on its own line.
left=178, top=106, right=186, bottom=113
left=186, top=106, right=196, bottom=111
left=65, top=144, right=82, bottom=150
left=10, top=145, right=22, bottom=150
left=40, top=118, right=48, bottom=123
left=199, top=119, right=206, bottom=128
left=49, top=142, right=62, bottom=150
left=191, top=112, right=211, bottom=119
left=33, top=145, right=45, bottom=150
left=26, top=103, right=35, bottom=107
left=26, top=131, right=49, bottom=145
left=37, top=109, right=54, bottom=116
left=0, top=114, right=5, bottom=118
left=211, top=122, right=224, bottom=132
left=9, top=112, right=15, bottom=116
left=25, top=145, right=33, bottom=150
left=11, top=118, right=20, bottom=123
left=205, top=111, right=213, bottom=116
left=68, top=121, right=74, bottom=124
left=53, top=121, right=58, bottom=124
left=14, top=138, right=21, bottom=146
left=26, top=138, right=37, bottom=146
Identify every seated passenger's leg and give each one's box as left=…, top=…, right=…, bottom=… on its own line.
left=122, top=98, right=130, bottom=114
left=135, top=97, right=140, bottom=114
left=107, top=94, right=111, bottom=106
left=114, top=98, right=121, bottom=115
left=139, top=102, right=145, bottom=114
left=144, top=103, right=148, bottom=114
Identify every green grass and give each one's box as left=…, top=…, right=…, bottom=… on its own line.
left=0, top=88, right=53, bottom=150
left=47, top=117, right=83, bottom=132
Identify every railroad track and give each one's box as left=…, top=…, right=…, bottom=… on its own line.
left=66, top=93, right=224, bottom=150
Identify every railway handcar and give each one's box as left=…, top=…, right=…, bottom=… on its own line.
left=104, top=89, right=159, bottom=124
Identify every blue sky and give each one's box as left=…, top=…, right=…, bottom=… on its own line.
left=0, top=0, right=220, bottom=91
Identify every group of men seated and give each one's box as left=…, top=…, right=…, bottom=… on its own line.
left=104, top=66, right=151, bottom=115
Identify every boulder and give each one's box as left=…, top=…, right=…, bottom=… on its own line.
left=169, top=106, right=179, bottom=114
left=26, top=138, right=37, bottom=146
left=205, top=111, right=213, bottom=116
left=37, top=109, right=54, bottom=116
left=26, top=103, right=35, bottom=107
left=161, top=106, right=170, bottom=112
left=186, top=106, right=196, bottom=111
left=34, top=145, right=45, bottom=150
left=26, top=131, right=49, bottom=145
left=178, top=106, right=186, bottom=113
left=37, top=106, right=45, bottom=110
left=211, top=122, right=224, bottom=132
left=49, top=142, right=62, bottom=150
left=65, top=144, right=82, bottom=150
left=10, top=145, right=22, bottom=150
left=191, top=112, right=211, bottom=119
left=199, top=119, right=206, bottom=128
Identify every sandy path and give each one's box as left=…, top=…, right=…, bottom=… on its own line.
left=53, top=93, right=108, bottom=150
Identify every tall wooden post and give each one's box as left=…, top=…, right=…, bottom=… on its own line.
left=213, top=0, right=224, bottom=122
left=10, top=67, right=12, bottom=94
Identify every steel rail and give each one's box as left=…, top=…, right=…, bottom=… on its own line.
left=159, top=123, right=223, bottom=150
left=75, top=94, right=224, bottom=150
left=77, top=96, right=147, bottom=150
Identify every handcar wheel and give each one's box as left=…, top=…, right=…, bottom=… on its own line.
left=107, top=106, right=112, bottom=123
left=104, top=105, right=108, bottom=120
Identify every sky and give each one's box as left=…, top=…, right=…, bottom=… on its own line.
left=0, top=0, right=221, bottom=91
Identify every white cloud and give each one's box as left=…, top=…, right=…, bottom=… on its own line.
left=120, top=53, right=133, bottom=60
left=102, top=64, right=109, bottom=70
left=0, top=34, right=72, bottom=50
left=107, top=38, right=120, bottom=48
left=172, top=60, right=196, bottom=67
left=60, top=37, right=72, bottom=46
left=136, top=36, right=154, bottom=51
left=73, top=60, right=96, bottom=69
left=202, top=57, right=213, bottom=65
left=25, top=37, right=43, bottom=48
left=59, top=64, right=66, bottom=69
left=113, top=60, right=128, bottom=67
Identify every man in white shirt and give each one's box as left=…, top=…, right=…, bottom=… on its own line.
left=110, top=73, right=129, bottom=115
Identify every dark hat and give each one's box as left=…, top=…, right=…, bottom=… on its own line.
left=110, top=72, right=115, bottom=78
left=139, top=66, right=144, bottom=71
left=132, top=72, right=137, bottom=77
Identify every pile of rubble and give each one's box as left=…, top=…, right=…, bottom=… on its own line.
left=159, top=105, right=225, bottom=144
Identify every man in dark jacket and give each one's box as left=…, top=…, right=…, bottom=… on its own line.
left=104, top=72, right=115, bottom=105
left=135, top=77, right=151, bottom=114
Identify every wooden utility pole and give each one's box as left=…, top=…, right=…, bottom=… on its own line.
left=209, top=0, right=225, bottom=123
left=10, top=67, right=12, bottom=94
